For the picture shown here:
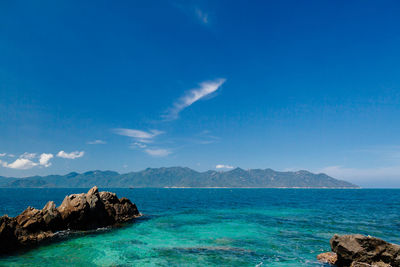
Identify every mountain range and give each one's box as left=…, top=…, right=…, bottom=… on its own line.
left=0, top=167, right=358, bottom=188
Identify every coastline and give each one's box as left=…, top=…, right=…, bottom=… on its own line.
left=162, top=186, right=361, bottom=189
left=0, top=186, right=361, bottom=189
left=1, top=187, right=398, bottom=266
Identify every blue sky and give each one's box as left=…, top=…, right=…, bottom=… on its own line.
left=1, top=1, right=400, bottom=187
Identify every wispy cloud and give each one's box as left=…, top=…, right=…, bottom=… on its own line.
left=0, top=153, right=6, bottom=157
left=114, top=128, right=171, bottom=157
left=20, top=152, right=36, bottom=159
left=131, top=142, right=147, bottom=149
left=114, top=128, right=163, bottom=143
left=196, top=130, right=220, bottom=144
left=144, top=148, right=171, bottom=157
left=87, top=140, right=107, bottom=145
left=195, top=8, right=209, bottom=24
left=173, top=2, right=212, bottom=26
left=57, top=150, right=85, bottom=159
left=216, top=164, right=234, bottom=169
left=163, top=78, right=226, bottom=120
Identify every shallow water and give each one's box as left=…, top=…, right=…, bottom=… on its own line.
left=0, top=188, right=399, bottom=266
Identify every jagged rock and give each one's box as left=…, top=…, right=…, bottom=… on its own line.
left=317, top=234, right=400, bottom=267
left=41, top=201, right=62, bottom=231
left=15, top=207, right=43, bottom=231
left=99, top=192, right=139, bottom=223
left=349, top=261, right=392, bottom=267
left=58, top=186, right=111, bottom=230
left=317, top=252, right=337, bottom=265
left=17, top=231, right=54, bottom=246
left=113, top=197, right=139, bottom=222
left=0, top=186, right=140, bottom=254
left=350, top=262, right=371, bottom=267
left=0, top=215, right=18, bottom=252
left=350, top=261, right=391, bottom=267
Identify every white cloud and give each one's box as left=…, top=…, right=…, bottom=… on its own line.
left=114, top=128, right=163, bottom=143
left=114, top=128, right=170, bottom=156
left=57, top=150, right=85, bottom=159
left=0, top=152, right=54, bottom=169
left=20, top=152, right=37, bottom=159
left=195, top=8, right=209, bottom=24
left=0, top=153, right=6, bottom=157
left=131, top=142, right=147, bottom=149
left=144, top=148, right=171, bottom=157
left=196, top=130, right=220, bottom=145
left=216, top=164, right=234, bottom=169
left=87, top=140, right=107, bottom=145
left=2, top=158, right=38, bottom=170
left=39, top=153, right=53, bottom=167
left=164, top=78, right=226, bottom=120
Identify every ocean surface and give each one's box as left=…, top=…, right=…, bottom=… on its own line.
left=0, top=188, right=399, bottom=267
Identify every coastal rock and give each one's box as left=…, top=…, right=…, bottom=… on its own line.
left=99, top=192, right=140, bottom=223
left=350, top=262, right=391, bottom=267
left=0, top=215, right=19, bottom=252
left=317, top=234, right=400, bottom=267
left=41, top=201, right=62, bottom=231
left=15, top=207, right=43, bottom=231
left=317, top=252, right=337, bottom=265
left=58, top=186, right=111, bottom=229
left=0, top=186, right=140, bottom=254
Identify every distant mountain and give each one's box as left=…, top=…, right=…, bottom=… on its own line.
left=0, top=167, right=358, bottom=188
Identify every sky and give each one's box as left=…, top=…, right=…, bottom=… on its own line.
left=1, top=1, right=400, bottom=187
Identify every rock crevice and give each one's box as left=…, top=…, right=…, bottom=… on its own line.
left=0, top=186, right=140, bottom=254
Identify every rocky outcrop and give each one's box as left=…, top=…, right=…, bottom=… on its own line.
left=0, top=186, right=140, bottom=254
left=317, top=252, right=337, bottom=265
left=317, top=234, right=400, bottom=267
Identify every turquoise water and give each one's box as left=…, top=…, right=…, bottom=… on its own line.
left=0, top=188, right=399, bottom=266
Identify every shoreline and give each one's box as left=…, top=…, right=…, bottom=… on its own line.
left=0, top=186, right=361, bottom=189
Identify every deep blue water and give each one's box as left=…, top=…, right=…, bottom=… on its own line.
left=0, top=188, right=399, bottom=266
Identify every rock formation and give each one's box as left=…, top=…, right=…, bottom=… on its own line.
left=0, top=186, right=140, bottom=254
left=317, top=252, right=337, bottom=265
left=317, top=234, right=400, bottom=267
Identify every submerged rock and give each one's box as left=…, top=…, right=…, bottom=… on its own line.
left=317, top=234, right=400, bottom=267
left=0, top=186, right=141, bottom=255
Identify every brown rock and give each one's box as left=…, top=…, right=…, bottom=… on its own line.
left=350, top=261, right=391, bottom=267
left=99, top=192, right=140, bottom=223
left=317, top=252, right=337, bottom=265
left=41, top=201, right=62, bottom=231
left=15, top=207, right=43, bottom=231
left=0, top=186, right=141, bottom=255
left=117, top=197, right=139, bottom=221
left=350, top=262, right=372, bottom=267
left=0, top=215, right=18, bottom=253
left=330, top=234, right=400, bottom=267
left=57, top=187, right=111, bottom=230
left=17, top=231, right=54, bottom=246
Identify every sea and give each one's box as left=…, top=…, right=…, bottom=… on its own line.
left=0, top=188, right=399, bottom=266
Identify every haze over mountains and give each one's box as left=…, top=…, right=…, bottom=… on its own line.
left=0, top=167, right=358, bottom=188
